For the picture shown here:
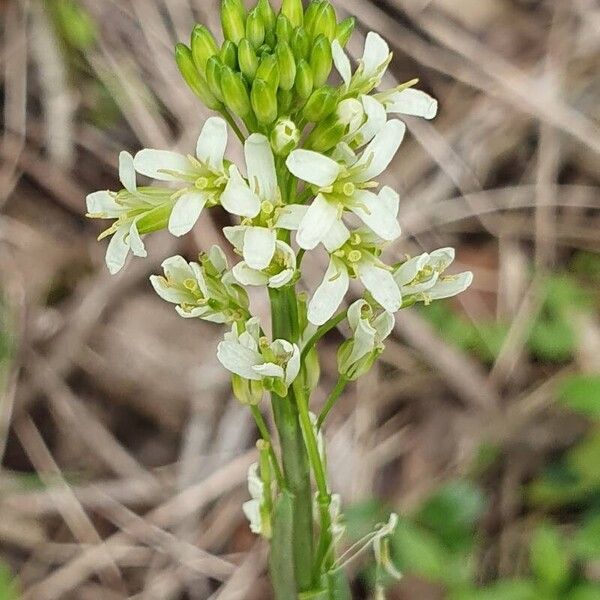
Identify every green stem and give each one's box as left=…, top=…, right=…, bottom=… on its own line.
left=301, top=310, right=348, bottom=363
left=250, top=405, right=284, bottom=488
left=316, top=377, right=349, bottom=430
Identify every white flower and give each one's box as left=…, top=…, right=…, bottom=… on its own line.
left=217, top=318, right=301, bottom=394
left=285, top=120, right=404, bottom=249
left=231, top=240, right=297, bottom=289
left=342, top=95, right=388, bottom=149
left=150, top=247, right=249, bottom=323
left=134, top=117, right=259, bottom=237
left=222, top=134, right=282, bottom=270
left=393, top=248, right=473, bottom=304
left=374, top=79, right=438, bottom=120
left=332, top=32, right=392, bottom=95
left=242, top=463, right=271, bottom=538
left=86, top=151, right=171, bottom=274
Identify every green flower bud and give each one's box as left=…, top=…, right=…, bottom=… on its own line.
left=257, top=0, right=276, bottom=32
left=311, top=2, right=337, bottom=42
left=276, top=42, right=296, bottom=91
left=206, top=56, right=225, bottom=101
left=246, top=8, right=265, bottom=48
left=303, top=85, right=338, bottom=122
left=310, top=34, right=333, bottom=87
left=175, top=43, right=222, bottom=109
left=294, top=59, right=314, bottom=100
left=238, top=38, right=259, bottom=80
left=221, top=66, right=251, bottom=117
left=232, top=374, right=264, bottom=405
left=270, top=118, right=300, bottom=156
left=304, top=346, right=320, bottom=392
left=256, top=53, right=279, bottom=90
left=336, top=16, right=355, bottom=48
left=280, top=0, right=303, bottom=28
left=305, top=107, right=349, bottom=152
left=251, top=78, right=277, bottom=124
left=291, top=27, right=310, bottom=61
left=221, top=0, right=246, bottom=45
left=304, top=0, right=324, bottom=37
left=337, top=341, right=379, bottom=381
left=277, top=88, right=293, bottom=114
left=135, top=202, right=172, bottom=234
left=191, top=25, right=219, bottom=74
left=220, top=40, right=238, bottom=70
left=275, top=14, right=292, bottom=44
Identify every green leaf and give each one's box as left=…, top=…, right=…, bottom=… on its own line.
left=529, top=524, right=571, bottom=592
left=529, top=318, right=575, bottom=362
left=451, top=580, right=538, bottom=600
left=566, top=584, right=600, bottom=600
left=559, top=376, right=600, bottom=418
left=573, top=513, right=600, bottom=560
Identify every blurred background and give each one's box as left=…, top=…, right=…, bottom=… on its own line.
left=1, top=0, right=599, bottom=598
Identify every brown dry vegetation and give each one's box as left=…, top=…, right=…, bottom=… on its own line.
left=0, top=0, right=599, bottom=598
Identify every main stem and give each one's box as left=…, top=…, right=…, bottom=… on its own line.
left=269, top=287, right=314, bottom=594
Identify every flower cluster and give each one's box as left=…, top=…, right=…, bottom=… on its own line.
left=86, top=1, right=473, bottom=596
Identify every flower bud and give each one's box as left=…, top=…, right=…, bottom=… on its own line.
left=270, top=118, right=300, bottom=156
left=337, top=340, right=379, bottom=381
left=276, top=42, right=296, bottom=91
left=304, top=346, right=321, bottom=392
left=280, top=0, right=303, bottom=28
left=275, top=14, right=292, bottom=44
left=311, top=2, right=337, bottom=42
left=206, top=56, right=225, bottom=101
left=219, top=40, right=238, bottom=70
left=257, top=0, right=276, bottom=32
left=251, top=78, right=278, bottom=124
left=303, top=86, right=338, bottom=122
left=221, top=0, right=246, bottom=45
left=246, top=8, right=265, bottom=48
left=310, top=34, right=333, bottom=87
left=232, top=374, right=264, bottom=405
left=221, top=66, right=252, bottom=117
left=305, top=117, right=346, bottom=152
left=294, top=59, right=314, bottom=100
left=238, top=39, right=259, bottom=80
left=191, top=25, right=219, bottom=74
left=175, top=44, right=222, bottom=109
left=336, top=17, right=355, bottom=48
left=291, top=27, right=310, bottom=61
left=277, top=88, right=293, bottom=114
left=304, top=0, right=324, bottom=37
left=256, top=53, right=280, bottom=90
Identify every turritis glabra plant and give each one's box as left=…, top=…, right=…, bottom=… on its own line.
left=86, top=0, right=473, bottom=597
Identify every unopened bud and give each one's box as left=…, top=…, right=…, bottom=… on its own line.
left=206, top=56, right=225, bottom=101
left=191, top=25, right=219, bottom=74
left=291, top=27, right=310, bottom=61
left=270, top=118, right=300, bottom=156
left=295, top=59, right=314, bottom=100
left=232, top=374, right=264, bottom=405
left=238, top=39, right=259, bottom=80
left=251, top=79, right=278, bottom=124
left=304, top=0, right=323, bottom=37
left=275, top=14, right=292, bottom=44
left=256, top=53, right=280, bottom=90
left=310, top=34, right=333, bottom=87
left=280, top=0, right=303, bottom=28
left=221, top=66, right=252, bottom=117
left=306, top=117, right=346, bottom=152
left=175, top=43, right=222, bottom=110
left=336, top=17, right=355, bottom=48
left=220, top=40, right=238, bottom=70
left=256, top=0, right=276, bottom=32
left=303, top=86, right=338, bottom=122
left=276, top=42, right=296, bottom=91
left=312, top=2, right=337, bottom=42
left=277, top=88, right=293, bottom=114
left=221, top=0, right=246, bottom=45
left=246, top=8, right=265, bottom=48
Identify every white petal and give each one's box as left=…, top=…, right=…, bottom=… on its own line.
left=232, top=262, right=270, bottom=287
left=243, top=499, right=262, bottom=534
left=223, top=225, right=247, bottom=253
left=134, top=149, right=191, bottom=181
left=347, top=317, right=376, bottom=366
left=285, top=345, right=301, bottom=385
left=105, top=227, right=130, bottom=275
left=128, top=222, right=147, bottom=258
left=394, top=254, right=430, bottom=287
left=359, top=263, right=402, bottom=313
left=161, top=255, right=194, bottom=281
left=332, top=142, right=358, bottom=166
left=253, top=362, right=285, bottom=379
left=372, top=311, right=395, bottom=343
left=243, top=227, right=277, bottom=271
left=429, top=247, right=455, bottom=271
left=149, top=275, right=191, bottom=305
left=353, top=119, right=406, bottom=182
left=323, top=220, right=350, bottom=253
left=348, top=190, right=401, bottom=241
left=119, top=151, right=137, bottom=192
left=379, top=186, right=400, bottom=218
left=245, top=134, right=278, bottom=202
left=354, top=95, right=387, bottom=146
left=275, top=204, right=308, bottom=230
left=347, top=299, right=370, bottom=332
left=296, top=194, right=339, bottom=250
left=217, top=341, right=263, bottom=380
left=168, top=192, right=207, bottom=236
left=428, top=272, right=473, bottom=300
left=269, top=269, right=295, bottom=289
left=386, top=88, right=438, bottom=119
left=86, top=191, right=120, bottom=217
left=208, top=245, right=228, bottom=273
left=286, top=150, right=341, bottom=187
left=221, top=165, right=261, bottom=217
left=332, top=40, right=352, bottom=87
left=308, top=257, right=350, bottom=326
left=196, top=116, right=228, bottom=171
left=362, top=32, right=390, bottom=78
left=247, top=463, right=263, bottom=499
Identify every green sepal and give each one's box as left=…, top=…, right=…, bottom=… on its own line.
left=303, top=86, right=338, bottom=122
left=276, top=42, right=297, bottom=91
left=304, top=0, right=324, bottom=37
left=256, top=53, right=280, bottom=90
left=190, top=24, right=219, bottom=73
left=257, top=0, right=276, bottom=32
left=206, top=56, right=225, bottom=101
left=294, top=59, right=314, bottom=100
left=221, top=66, right=252, bottom=117
left=277, top=88, right=293, bottom=115
left=246, top=8, right=266, bottom=48
left=238, top=38, right=259, bottom=80
left=251, top=78, right=278, bottom=124
left=280, top=0, right=303, bottom=28
left=305, top=116, right=346, bottom=153
left=291, top=26, right=311, bottom=61
left=221, top=0, right=246, bottom=45
left=175, top=43, right=222, bottom=110
left=311, top=2, right=337, bottom=42
left=276, top=13, right=292, bottom=44
left=270, top=491, right=297, bottom=599
left=335, top=17, right=355, bottom=48
left=135, top=203, right=172, bottom=235
left=310, top=34, right=333, bottom=87
left=219, top=40, right=239, bottom=70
